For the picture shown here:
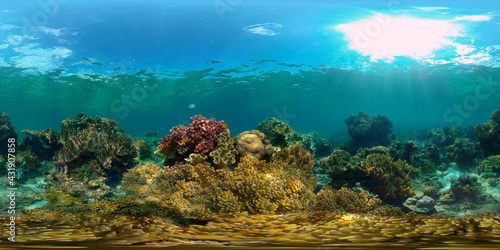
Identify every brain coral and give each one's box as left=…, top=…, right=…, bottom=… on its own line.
left=234, top=130, right=268, bottom=159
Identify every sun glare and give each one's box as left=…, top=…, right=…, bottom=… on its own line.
left=335, top=14, right=461, bottom=60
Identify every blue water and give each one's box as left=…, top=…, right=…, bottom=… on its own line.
left=1, top=0, right=500, bottom=139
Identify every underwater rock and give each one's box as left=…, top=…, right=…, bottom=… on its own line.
left=344, top=111, right=395, bottom=152
left=256, top=117, right=294, bottom=148
left=474, top=110, right=500, bottom=156
left=404, top=194, right=436, bottom=213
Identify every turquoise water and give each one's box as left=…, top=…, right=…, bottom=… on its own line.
left=1, top=0, right=499, bottom=137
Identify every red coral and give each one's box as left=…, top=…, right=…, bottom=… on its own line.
left=158, top=115, right=228, bottom=155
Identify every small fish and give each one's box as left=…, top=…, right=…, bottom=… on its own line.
left=85, top=128, right=91, bottom=133
left=222, top=123, right=228, bottom=129
left=187, top=103, right=196, bottom=109
left=180, top=138, right=191, bottom=143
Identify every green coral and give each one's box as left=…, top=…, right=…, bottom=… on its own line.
left=362, top=153, right=415, bottom=201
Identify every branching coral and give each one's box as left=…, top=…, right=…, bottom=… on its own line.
left=157, top=115, right=228, bottom=157
left=362, top=153, right=415, bottom=201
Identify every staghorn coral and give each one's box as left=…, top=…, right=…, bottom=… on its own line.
left=474, top=110, right=500, bottom=156
left=156, top=115, right=228, bottom=157
left=313, top=186, right=382, bottom=213
left=209, top=132, right=237, bottom=169
left=362, top=153, right=415, bottom=201
left=256, top=117, right=294, bottom=148
left=344, top=111, right=395, bottom=152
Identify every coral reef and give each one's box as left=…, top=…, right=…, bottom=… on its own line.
left=344, top=111, right=395, bottom=152
left=120, top=143, right=316, bottom=220
left=48, top=114, right=137, bottom=202
left=256, top=117, right=294, bottom=148
left=362, top=153, right=415, bottom=201
left=474, top=110, right=500, bottom=156
left=317, top=149, right=365, bottom=188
